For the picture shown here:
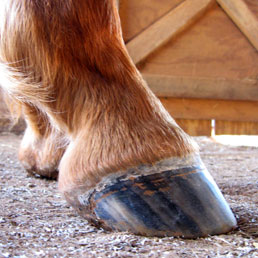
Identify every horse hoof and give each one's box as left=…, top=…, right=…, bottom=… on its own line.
left=65, top=155, right=237, bottom=238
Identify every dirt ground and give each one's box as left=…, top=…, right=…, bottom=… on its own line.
left=0, top=132, right=257, bottom=258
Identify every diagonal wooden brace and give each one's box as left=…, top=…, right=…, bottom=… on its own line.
left=126, top=0, right=215, bottom=64
left=217, top=0, right=258, bottom=51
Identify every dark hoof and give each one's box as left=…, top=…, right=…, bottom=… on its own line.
left=66, top=156, right=237, bottom=238
left=26, top=168, right=58, bottom=180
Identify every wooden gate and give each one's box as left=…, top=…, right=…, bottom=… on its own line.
left=118, top=0, right=258, bottom=136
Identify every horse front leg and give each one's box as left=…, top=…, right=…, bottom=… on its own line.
left=58, top=70, right=236, bottom=238
left=0, top=0, right=237, bottom=237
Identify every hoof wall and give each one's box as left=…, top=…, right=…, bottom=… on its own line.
left=67, top=159, right=237, bottom=238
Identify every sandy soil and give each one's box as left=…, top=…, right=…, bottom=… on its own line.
left=0, top=132, right=257, bottom=258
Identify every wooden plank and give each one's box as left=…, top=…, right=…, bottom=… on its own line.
left=217, top=0, right=258, bottom=51
left=175, top=119, right=212, bottom=136
left=126, top=0, right=214, bottom=64
left=140, top=3, right=258, bottom=83
left=144, top=74, right=258, bottom=101
left=159, top=98, right=258, bottom=122
left=119, top=0, right=184, bottom=43
left=216, top=120, right=258, bottom=135
left=244, top=0, right=258, bottom=19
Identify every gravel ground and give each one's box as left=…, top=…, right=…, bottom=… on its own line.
left=0, top=132, right=257, bottom=258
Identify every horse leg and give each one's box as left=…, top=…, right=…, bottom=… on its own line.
left=18, top=104, right=66, bottom=179
left=0, top=0, right=236, bottom=237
